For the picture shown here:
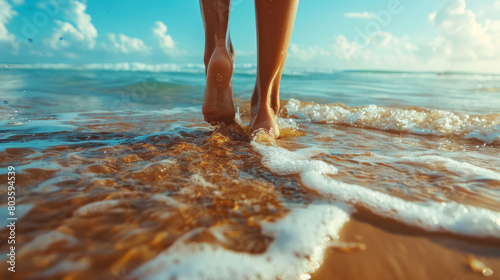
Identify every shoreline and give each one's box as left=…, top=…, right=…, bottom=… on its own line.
left=312, top=216, right=500, bottom=280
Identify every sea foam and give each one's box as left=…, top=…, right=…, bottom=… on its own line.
left=133, top=203, right=350, bottom=280
left=284, top=98, right=500, bottom=144
left=252, top=140, right=500, bottom=239
left=388, top=154, right=500, bottom=181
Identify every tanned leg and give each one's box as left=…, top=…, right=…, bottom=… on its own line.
left=251, top=0, right=299, bottom=138
left=200, top=0, right=236, bottom=125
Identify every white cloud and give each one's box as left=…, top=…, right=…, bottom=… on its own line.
left=102, top=33, right=151, bottom=54
left=495, top=1, right=500, bottom=10
left=416, top=36, right=452, bottom=61
left=152, top=21, right=176, bottom=54
left=68, top=0, right=97, bottom=41
left=344, top=12, right=375, bottom=19
left=333, top=31, right=417, bottom=68
left=333, top=35, right=362, bottom=60
left=289, top=43, right=330, bottom=61
left=422, top=0, right=500, bottom=62
left=428, top=11, right=437, bottom=22
left=45, top=20, right=83, bottom=49
left=333, top=0, right=500, bottom=72
left=11, top=0, right=24, bottom=5
left=44, top=0, right=97, bottom=50
left=0, top=0, right=17, bottom=42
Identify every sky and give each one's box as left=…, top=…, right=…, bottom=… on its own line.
left=0, top=0, right=499, bottom=73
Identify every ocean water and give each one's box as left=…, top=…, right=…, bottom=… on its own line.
left=0, top=66, right=500, bottom=279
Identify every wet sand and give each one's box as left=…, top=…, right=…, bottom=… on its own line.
left=312, top=216, right=499, bottom=280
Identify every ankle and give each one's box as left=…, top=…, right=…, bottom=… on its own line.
left=215, top=38, right=226, bottom=48
left=254, top=90, right=279, bottom=115
left=261, top=104, right=278, bottom=118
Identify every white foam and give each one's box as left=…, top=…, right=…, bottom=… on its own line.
left=252, top=141, right=500, bottom=239
left=301, top=171, right=500, bottom=238
left=284, top=98, right=500, bottom=144
left=357, top=151, right=500, bottom=181
left=277, top=117, right=299, bottom=131
left=392, top=154, right=500, bottom=181
left=251, top=142, right=337, bottom=176
left=133, top=203, right=350, bottom=280
left=235, top=107, right=242, bottom=125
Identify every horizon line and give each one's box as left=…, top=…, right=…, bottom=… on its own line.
left=2, top=62, right=499, bottom=76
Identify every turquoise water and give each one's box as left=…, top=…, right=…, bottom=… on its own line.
left=2, top=68, right=499, bottom=116
left=1, top=67, right=499, bottom=279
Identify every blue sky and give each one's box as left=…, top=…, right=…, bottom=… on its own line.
left=1, top=0, right=499, bottom=73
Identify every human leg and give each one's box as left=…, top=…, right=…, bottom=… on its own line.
left=251, top=0, right=299, bottom=137
left=199, top=0, right=236, bottom=125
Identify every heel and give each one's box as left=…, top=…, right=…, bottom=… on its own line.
left=207, top=46, right=233, bottom=88
left=202, top=41, right=235, bottom=125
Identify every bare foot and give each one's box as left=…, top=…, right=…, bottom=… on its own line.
left=202, top=39, right=235, bottom=126
left=250, top=92, right=280, bottom=138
